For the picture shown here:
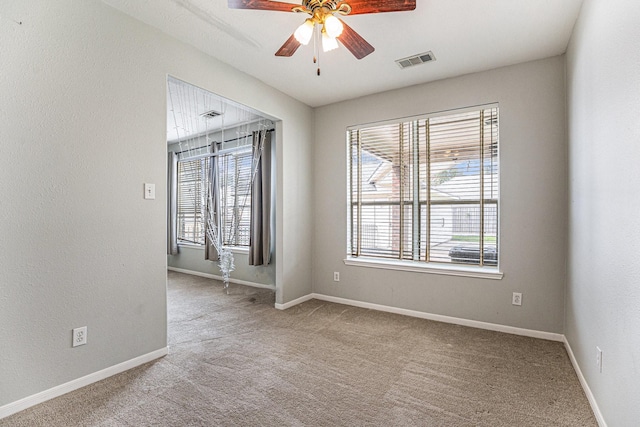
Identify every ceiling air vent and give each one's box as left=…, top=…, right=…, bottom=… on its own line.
left=395, top=51, right=436, bottom=69
left=200, top=110, right=222, bottom=119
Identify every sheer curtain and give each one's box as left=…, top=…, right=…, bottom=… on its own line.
left=249, top=130, right=272, bottom=266
left=167, top=151, right=178, bottom=255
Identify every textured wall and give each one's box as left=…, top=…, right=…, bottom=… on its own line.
left=565, top=0, right=640, bottom=425
left=0, top=0, right=312, bottom=407
left=313, top=57, right=568, bottom=333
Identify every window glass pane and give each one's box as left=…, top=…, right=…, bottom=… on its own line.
left=359, top=204, right=396, bottom=258
left=483, top=203, right=498, bottom=266
left=401, top=204, right=413, bottom=260
left=430, top=111, right=481, bottom=201
left=429, top=204, right=457, bottom=263
left=483, top=108, right=500, bottom=201
left=419, top=204, right=428, bottom=261
left=352, top=123, right=416, bottom=259
left=447, top=204, right=481, bottom=265
left=348, top=131, right=359, bottom=255
left=219, top=152, right=252, bottom=247
left=177, top=158, right=210, bottom=245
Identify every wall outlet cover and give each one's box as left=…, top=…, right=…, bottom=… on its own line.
left=512, top=292, right=522, bottom=306
left=73, top=326, right=87, bottom=347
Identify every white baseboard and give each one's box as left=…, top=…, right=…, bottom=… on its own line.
left=275, top=293, right=314, bottom=310
left=167, top=267, right=275, bottom=290
left=563, top=337, right=607, bottom=427
left=0, top=347, right=168, bottom=420
left=310, top=293, right=564, bottom=342
left=276, top=292, right=563, bottom=341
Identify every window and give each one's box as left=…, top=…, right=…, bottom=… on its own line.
left=177, top=157, right=210, bottom=245
left=176, top=149, right=253, bottom=247
left=218, top=150, right=253, bottom=247
left=348, top=106, right=499, bottom=268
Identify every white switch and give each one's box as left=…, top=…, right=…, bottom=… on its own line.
left=144, top=183, right=155, bottom=200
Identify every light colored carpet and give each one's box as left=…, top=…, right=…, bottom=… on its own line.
left=2, top=271, right=597, bottom=426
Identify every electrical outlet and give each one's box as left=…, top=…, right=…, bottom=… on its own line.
left=73, top=326, right=87, bottom=347
left=596, top=347, right=602, bottom=373
left=333, top=272, right=340, bottom=282
left=512, top=292, right=522, bottom=306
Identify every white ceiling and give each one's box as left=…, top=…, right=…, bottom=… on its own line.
left=104, top=0, right=584, bottom=108
left=167, top=76, right=267, bottom=142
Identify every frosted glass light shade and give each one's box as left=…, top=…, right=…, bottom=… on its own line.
left=294, top=20, right=314, bottom=45
left=322, top=32, right=339, bottom=52
left=324, top=15, right=343, bottom=38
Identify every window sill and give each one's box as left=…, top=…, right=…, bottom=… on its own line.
left=177, top=242, right=203, bottom=249
left=343, top=257, right=503, bottom=280
left=177, top=243, right=249, bottom=255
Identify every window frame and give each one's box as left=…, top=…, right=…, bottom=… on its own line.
left=345, top=104, right=502, bottom=279
left=175, top=147, right=253, bottom=250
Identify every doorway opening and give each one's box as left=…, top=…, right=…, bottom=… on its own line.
left=166, top=76, right=276, bottom=290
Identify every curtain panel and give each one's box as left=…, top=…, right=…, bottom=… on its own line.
left=249, top=130, right=272, bottom=266
left=167, top=151, right=178, bottom=255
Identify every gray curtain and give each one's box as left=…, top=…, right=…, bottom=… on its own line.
left=205, top=142, right=220, bottom=261
left=249, top=131, right=272, bottom=266
left=167, top=152, right=178, bottom=255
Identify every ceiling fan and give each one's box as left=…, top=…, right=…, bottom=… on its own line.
left=228, top=0, right=416, bottom=63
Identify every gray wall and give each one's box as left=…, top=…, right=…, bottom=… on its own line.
left=565, top=0, right=640, bottom=425
left=313, top=57, right=568, bottom=333
left=0, top=0, right=312, bottom=407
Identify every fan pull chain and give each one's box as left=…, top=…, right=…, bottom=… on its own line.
left=314, top=24, right=320, bottom=76
left=312, top=23, right=317, bottom=63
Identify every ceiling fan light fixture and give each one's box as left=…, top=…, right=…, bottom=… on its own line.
left=228, top=0, right=417, bottom=68
left=323, top=14, right=343, bottom=38
left=321, top=31, right=339, bottom=52
left=294, top=19, right=314, bottom=45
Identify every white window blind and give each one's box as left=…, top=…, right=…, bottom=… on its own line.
left=177, top=157, right=210, bottom=245
left=218, top=151, right=252, bottom=247
left=348, top=106, right=499, bottom=267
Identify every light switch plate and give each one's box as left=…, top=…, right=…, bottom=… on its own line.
left=144, top=183, right=155, bottom=200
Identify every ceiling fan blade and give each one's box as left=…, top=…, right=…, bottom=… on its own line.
left=338, top=20, right=374, bottom=59
left=343, top=0, right=416, bottom=15
left=228, top=0, right=297, bottom=12
left=275, top=34, right=302, bottom=57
